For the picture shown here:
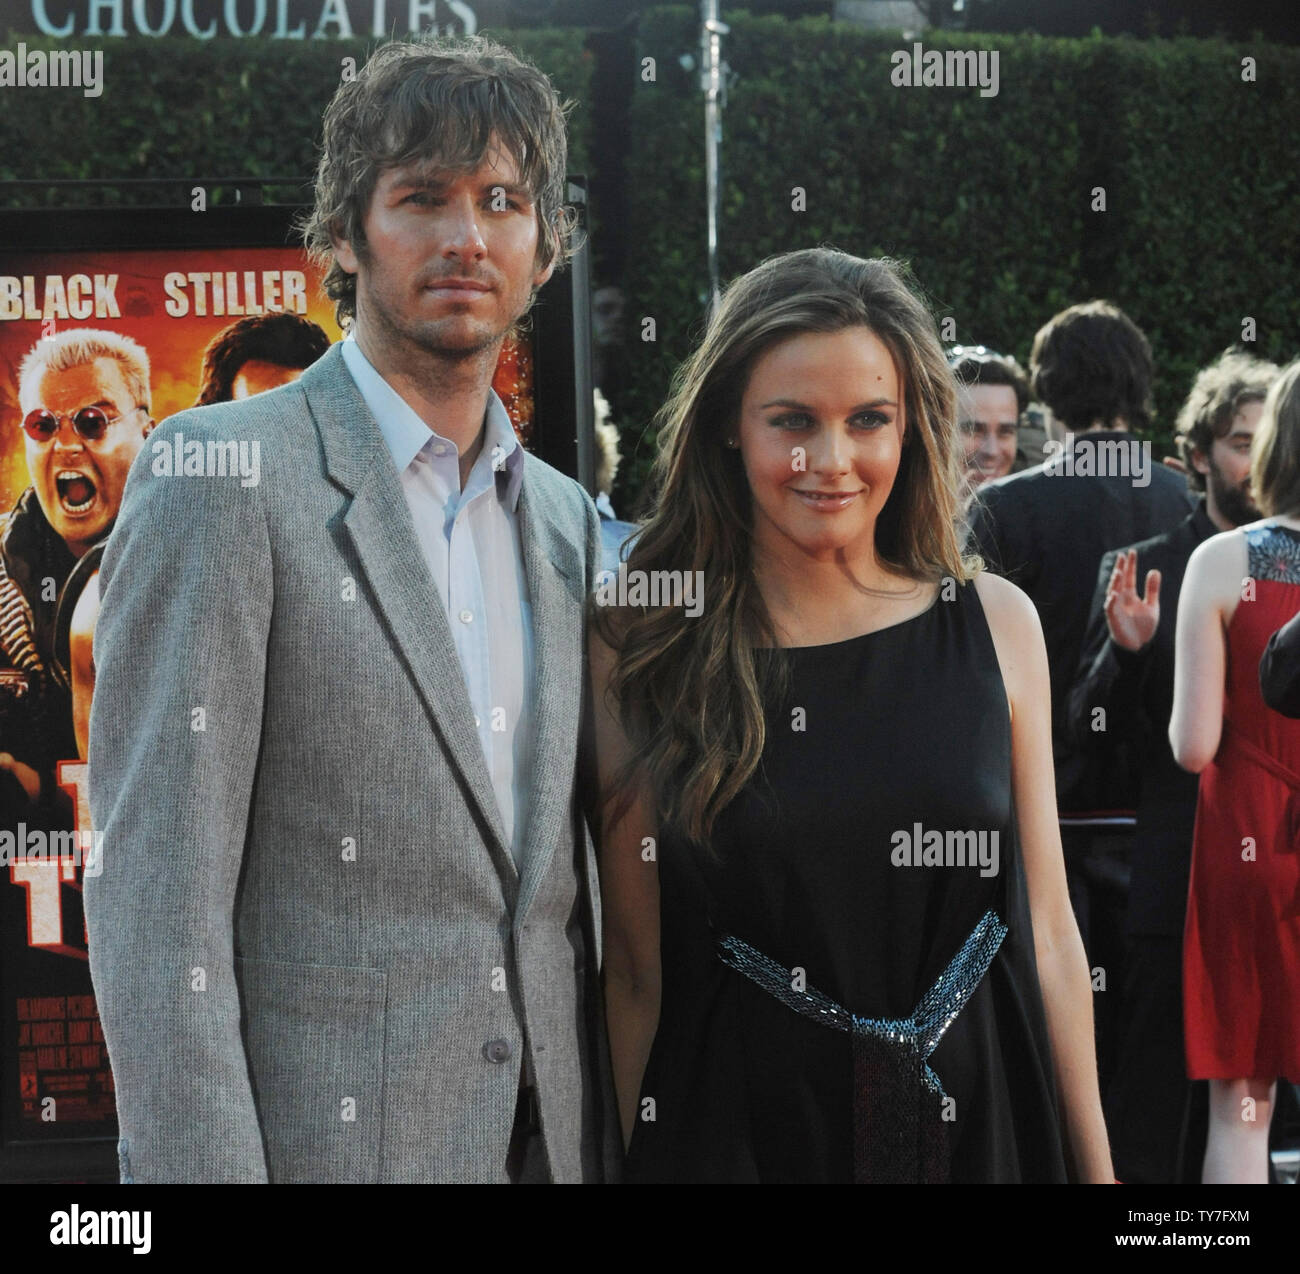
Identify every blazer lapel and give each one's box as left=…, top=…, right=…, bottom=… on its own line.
left=301, top=346, right=518, bottom=892
left=515, top=467, right=588, bottom=922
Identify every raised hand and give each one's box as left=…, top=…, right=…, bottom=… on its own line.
left=1104, top=549, right=1161, bottom=652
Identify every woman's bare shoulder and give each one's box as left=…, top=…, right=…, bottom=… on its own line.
left=971, top=569, right=1041, bottom=639
left=1184, top=526, right=1248, bottom=604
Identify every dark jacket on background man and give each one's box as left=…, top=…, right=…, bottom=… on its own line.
left=1067, top=499, right=1217, bottom=936
left=968, top=432, right=1194, bottom=816
left=1260, top=606, right=1300, bottom=719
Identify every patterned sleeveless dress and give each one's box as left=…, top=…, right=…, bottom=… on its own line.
left=1184, top=522, right=1300, bottom=1081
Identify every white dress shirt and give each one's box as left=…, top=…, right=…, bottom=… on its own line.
left=341, top=335, right=535, bottom=868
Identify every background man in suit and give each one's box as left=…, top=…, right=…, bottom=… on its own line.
left=967, top=301, right=1193, bottom=1079
left=948, top=344, right=1031, bottom=494
left=1069, top=348, right=1278, bottom=1182
left=968, top=302, right=1194, bottom=919
left=84, top=36, right=617, bottom=1183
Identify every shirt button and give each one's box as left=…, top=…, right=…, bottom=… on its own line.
left=433, top=444, right=448, bottom=457
left=459, top=608, right=473, bottom=624
left=483, top=1039, right=511, bottom=1064
left=474, top=716, right=481, bottom=727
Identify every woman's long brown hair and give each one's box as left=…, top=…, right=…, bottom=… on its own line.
left=591, top=248, right=977, bottom=845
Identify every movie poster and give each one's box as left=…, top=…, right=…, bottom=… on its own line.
left=0, top=238, right=535, bottom=1178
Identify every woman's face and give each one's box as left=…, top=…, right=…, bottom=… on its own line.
left=735, top=326, right=906, bottom=565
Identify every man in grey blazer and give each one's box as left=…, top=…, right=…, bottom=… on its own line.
left=84, top=36, right=618, bottom=1183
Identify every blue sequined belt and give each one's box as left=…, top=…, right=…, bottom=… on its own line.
left=716, top=909, right=1008, bottom=1183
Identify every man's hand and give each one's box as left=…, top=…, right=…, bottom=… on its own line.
left=1104, top=549, right=1160, bottom=652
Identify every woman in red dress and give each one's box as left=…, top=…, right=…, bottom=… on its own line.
left=1171, top=360, right=1300, bottom=1183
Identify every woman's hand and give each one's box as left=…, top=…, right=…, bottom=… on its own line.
left=587, top=622, right=663, bottom=1150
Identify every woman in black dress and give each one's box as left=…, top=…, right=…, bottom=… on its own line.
left=590, top=249, right=1112, bottom=1182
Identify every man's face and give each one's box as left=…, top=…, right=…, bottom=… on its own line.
left=958, top=383, right=1020, bottom=490
left=592, top=286, right=626, bottom=348
left=333, top=139, right=555, bottom=361
left=230, top=359, right=306, bottom=400
left=1199, top=399, right=1264, bottom=527
left=21, top=357, right=152, bottom=556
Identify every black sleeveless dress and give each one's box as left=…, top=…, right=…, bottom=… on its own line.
left=624, top=577, right=1069, bottom=1183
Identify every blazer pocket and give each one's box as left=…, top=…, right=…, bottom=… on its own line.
left=234, top=956, right=387, bottom=1184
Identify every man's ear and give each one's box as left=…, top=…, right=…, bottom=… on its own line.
left=142, top=416, right=156, bottom=439
left=332, top=225, right=361, bottom=276
left=533, top=215, right=562, bottom=291
left=1190, top=446, right=1211, bottom=476
left=534, top=255, right=557, bottom=292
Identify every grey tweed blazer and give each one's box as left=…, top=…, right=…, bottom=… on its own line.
left=84, top=344, right=619, bottom=1183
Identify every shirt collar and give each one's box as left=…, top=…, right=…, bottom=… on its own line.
left=340, top=333, right=524, bottom=511
left=1190, top=495, right=1217, bottom=538
left=479, top=389, right=525, bottom=512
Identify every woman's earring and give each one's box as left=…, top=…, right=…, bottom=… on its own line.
left=725, top=438, right=739, bottom=449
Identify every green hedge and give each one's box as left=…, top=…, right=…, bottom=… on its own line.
left=618, top=7, right=1300, bottom=508
left=3, top=16, right=1297, bottom=514
left=0, top=31, right=594, bottom=200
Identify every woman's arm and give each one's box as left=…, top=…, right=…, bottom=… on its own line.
left=588, top=625, right=662, bottom=1149
left=975, top=571, right=1114, bottom=1183
left=1169, top=533, right=1241, bottom=773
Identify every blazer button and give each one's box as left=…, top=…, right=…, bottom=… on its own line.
left=483, top=1038, right=512, bottom=1064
